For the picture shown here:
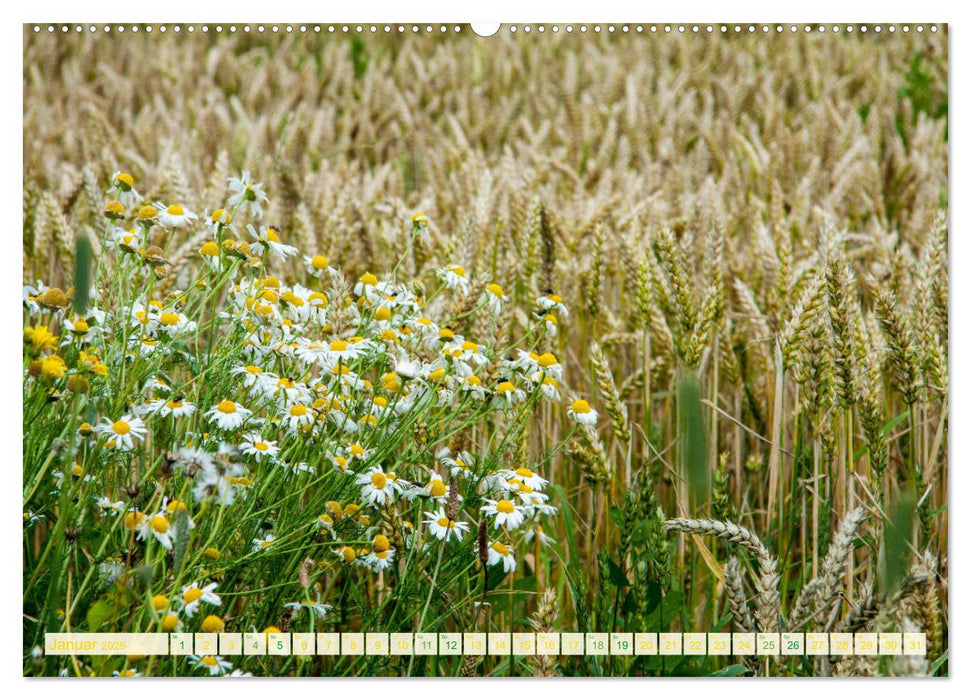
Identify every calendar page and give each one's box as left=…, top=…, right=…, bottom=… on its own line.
left=21, top=17, right=948, bottom=680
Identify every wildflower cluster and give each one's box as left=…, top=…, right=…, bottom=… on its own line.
left=23, top=170, right=594, bottom=676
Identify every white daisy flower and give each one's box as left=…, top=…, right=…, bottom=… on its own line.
left=356, top=467, right=402, bottom=506
left=252, top=533, right=275, bottom=551
left=424, top=509, right=470, bottom=542
left=567, top=398, right=598, bottom=426
left=156, top=309, right=197, bottom=336
left=108, top=172, right=140, bottom=207
left=232, top=363, right=268, bottom=388
left=157, top=203, right=198, bottom=228
left=523, top=524, right=555, bottom=547
left=188, top=654, right=233, bottom=676
left=484, top=283, right=508, bottom=315
left=145, top=397, right=197, bottom=418
left=436, top=264, right=470, bottom=293
left=94, top=496, right=126, bottom=514
left=284, top=588, right=333, bottom=618
left=239, top=433, right=279, bottom=460
left=205, top=208, right=234, bottom=234
left=493, top=380, right=526, bottom=407
left=96, top=415, right=147, bottom=450
left=282, top=402, right=316, bottom=432
left=480, top=498, right=526, bottom=530
left=501, top=466, right=549, bottom=491
left=409, top=213, right=431, bottom=245
left=304, top=253, right=334, bottom=278
left=542, top=312, right=559, bottom=337
left=326, top=338, right=363, bottom=364
left=363, top=548, right=395, bottom=572
left=206, top=400, right=252, bottom=430
left=247, top=224, right=298, bottom=261
left=486, top=541, right=516, bottom=572
left=439, top=449, right=475, bottom=477
left=135, top=512, right=174, bottom=550
left=180, top=581, right=221, bottom=618
left=353, top=272, right=381, bottom=299
left=227, top=170, right=268, bottom=217
left=537, top=291, right=569, bottom=317
left=536, top=375, right=561, bottom=401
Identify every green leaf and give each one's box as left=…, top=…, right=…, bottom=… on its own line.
left=881, top=486, right=915, bottom=592
left=86, top=600, right=114, bottom=631
left=609, top=505, right=625, bottom=528
left=708, top=663, right=750, bottom=677
left=72, top=235, right=92, bottom=315
left=677, top=372, right=708, bottom=507
left=606, top=557, right=630, bottom=588
left=173, top=508, right=190, bottom=574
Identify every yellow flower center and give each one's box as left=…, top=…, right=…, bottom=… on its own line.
left=370, top=472, right=387, bottom=489
left=166, top=204, right=184, bottom=215
left=373, top=534, right=391, bottom=552
left=290, top=404, right=308, bottom=417
left=123, top=511, right=145, bottom=529
left=571, top=399, right=591, bottom=414
left=166, top=400, right=183, bottom=410
left=200, top=241, right=219, bottom=256
left=151, top=595, right=168, bottom=611
left=497, top=381, right=515, bottom=393
left=374, top=306, right=391, bottom=321
left=311, top=255, right=328, bottom=269
left=113, top=420, right=131, bottom=435
left=537, top=353, right=558, bottom=368
left=330, top=340, right=348, bottom=352
left=428, top=479, right=446, bottom=497
left=350, top=444, right=364, bottom=456
left=246, top=365, right=262, bottom=375
left=361, top=272, right=378, bottom=286
left=201, top=615, right=225, bottom=633
left=264, top=227, right=280, bottom=243
left=437, top=517, right=454, bottom=528
left=254, top=442, right=268, bottom=451
left=496, top=500, right=515, bottom=514
left=183, top=587, right=203, bottom=604
left=166, top=500, right=187, bottom=513
left=491, top=542, right=510, bottom=556
left=115, top=173, right=134, bottom=188
left=516, top=467, right=534, bottom=478
left=160, top=311, right=180, bottom=326
left=217, top=400, right=236, bottom=414
left=151, top=515, right=169, bottom=533
left=137, top=205, right=158, bottom=221
left=341, top=546, right=356, bottom=562
left=162, top=614, right=179, bottom=632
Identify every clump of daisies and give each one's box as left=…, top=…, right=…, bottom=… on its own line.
left=23, top=169, right=596, bottom=676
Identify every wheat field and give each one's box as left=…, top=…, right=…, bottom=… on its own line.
left=22, top=25, right=948, bottom=677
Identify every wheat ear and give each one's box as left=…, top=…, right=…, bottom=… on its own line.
left=663, top=517, right=781, bottom=631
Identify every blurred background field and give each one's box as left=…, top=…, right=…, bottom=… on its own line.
left=23, top=25, right=948, bottom=676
